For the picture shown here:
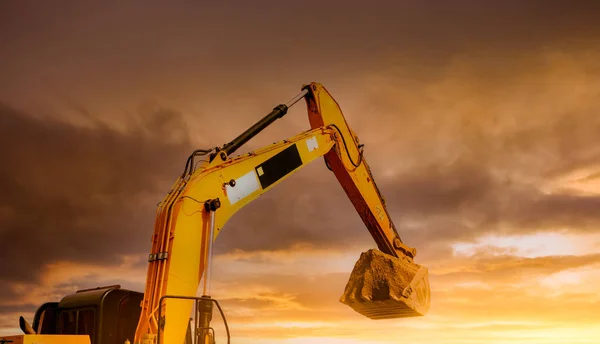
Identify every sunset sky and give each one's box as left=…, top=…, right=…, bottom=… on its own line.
left=2, top=1, right=600, bottom=343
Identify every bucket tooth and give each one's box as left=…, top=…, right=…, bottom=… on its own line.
left=340, top=249, right=431, bottom=319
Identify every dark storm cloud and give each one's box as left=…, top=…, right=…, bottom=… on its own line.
left=380, top=160, right=600, bottom=248
left=0, top=103, right=192, bottom=289
left=379, top=106, right=600, bottom=249
left=329, top=47, right=600, bottom=254
left=2, top=0, right=600, bottom=113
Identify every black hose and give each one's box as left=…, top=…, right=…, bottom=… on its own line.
left=329, top=124, right=364, bottom=168
left=181, top=148, right=215, bottom=178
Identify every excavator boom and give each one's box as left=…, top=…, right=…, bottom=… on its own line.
left=135, top=128, right=336, bottom=343
left=305, top=84, right=415, bottom=258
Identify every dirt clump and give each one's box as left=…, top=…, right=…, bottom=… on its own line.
left=340, top=249, right=430, bottom=319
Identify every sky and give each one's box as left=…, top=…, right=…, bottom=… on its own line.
left=1, top=1, right=600, bottom=343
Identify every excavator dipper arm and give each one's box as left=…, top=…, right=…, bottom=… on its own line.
left=304, top=83, right=416, bottom=259
left=134, top=83, right=430, bottom=344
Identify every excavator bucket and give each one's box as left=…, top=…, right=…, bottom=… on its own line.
left=340, top=249, right=431, bottom=319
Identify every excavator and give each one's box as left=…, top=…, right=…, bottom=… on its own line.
left=1, top=82, right=431, bottom=344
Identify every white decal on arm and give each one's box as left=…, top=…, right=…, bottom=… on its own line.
left=226, top=170, right=261, bottom=205
left=306, top=136, right=319, bottom=152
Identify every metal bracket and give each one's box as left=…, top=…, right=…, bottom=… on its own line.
left=148, top=252, right=169, bottom=262
left=203, top=198, right=221, bottom=212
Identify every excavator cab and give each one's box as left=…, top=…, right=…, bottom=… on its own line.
left=23, top=285, right=143, bottom=344
left=16, top=285, right=196, bottom=344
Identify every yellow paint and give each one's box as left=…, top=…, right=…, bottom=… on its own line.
left=0, top=334, right=91, bottom=344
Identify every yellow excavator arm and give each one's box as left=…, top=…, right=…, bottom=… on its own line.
left=134, top=82, right=430, bottom=344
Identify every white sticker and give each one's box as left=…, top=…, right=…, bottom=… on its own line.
left=226, top=170, right=261, bottom=205
left=306, top=136, right=319, bottom=152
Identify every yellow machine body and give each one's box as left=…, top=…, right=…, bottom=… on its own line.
left=0, top=334, right=91, bottom=344
left=6, top=82, right=430, bottom=344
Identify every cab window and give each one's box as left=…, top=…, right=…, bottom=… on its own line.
left=58, top=310, right=77, bottom=334
left=77, top=309, right=95, bottom=339
left=57, top=308, right=96, bottom=341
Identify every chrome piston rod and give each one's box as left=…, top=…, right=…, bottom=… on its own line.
left=285, top=88, right=309, bottom=107
left=203, top=209, right=216, bottom=296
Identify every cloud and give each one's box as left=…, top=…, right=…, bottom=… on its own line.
left=2, top=2, right=600, bottom=342
left=206, top=248, right=600, bottom=343
left=433, top=253, right=600, bottom=284
left=0, top=102, right=192, bottom=295
left=0, top=253, right=150, bottom=335
left=337, top=48, right=600, bottom=253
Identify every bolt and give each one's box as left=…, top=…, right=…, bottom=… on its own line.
left=228, top=179, right=236, bottom=187
left=220, top=152, right=227, bottom=161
